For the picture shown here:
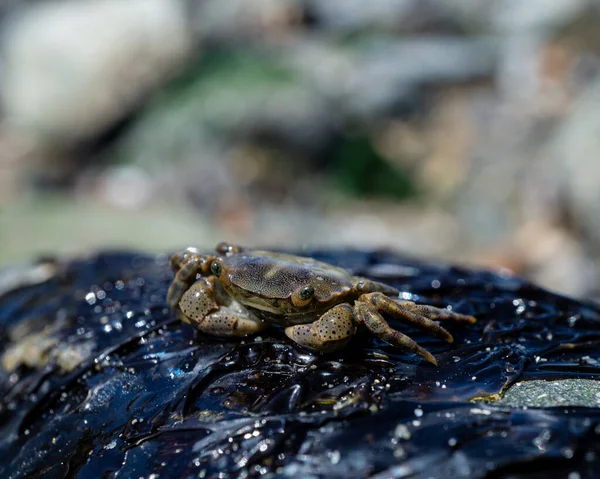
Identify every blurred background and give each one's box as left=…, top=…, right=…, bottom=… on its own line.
left=1, top=0, right=600, bottom=299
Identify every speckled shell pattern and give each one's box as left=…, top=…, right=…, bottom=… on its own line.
left=217, top=250, right=400, bottom=324
left=222, top=251, right=354, bottom=301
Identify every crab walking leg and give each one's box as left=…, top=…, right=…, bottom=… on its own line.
left=354, top=301, right=439, bottom=365
left=285, top=304, right=357, bottom=353
left=167, top=256, right=205, bottom=310
left=178, top=277, right=267, bottom=335
left=169, top=247, right=217, bottom=272
left=360, top=293, right=456, bottom=343
left=395, top=300, right=476, bottom=324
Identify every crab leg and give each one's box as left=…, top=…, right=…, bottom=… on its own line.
left=167, top=249, right=216, bottom=310
left=359, top=293, right=458, bottom=342
left=354, top=300, right=439, bottom=365
left=353, top=293, right=476, bottom=365
left=167, top=258, right=203, bottom=310
left=394, top=300, right=476, bottom=325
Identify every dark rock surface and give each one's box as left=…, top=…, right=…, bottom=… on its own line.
left=0, top=249, right=599, bottom=478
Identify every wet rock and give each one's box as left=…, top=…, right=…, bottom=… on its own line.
left=0, top=249, right=599, bottom=477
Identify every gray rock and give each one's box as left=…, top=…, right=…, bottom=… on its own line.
left=553, top=80, right=600, bottom=246
left=194, top=0, right=303, bottom=42
left=501, top=379, right=600, bottom=408
left=489, top=0, right=590, bottom=33
left=280, top=36, right=497, bottom=119
left=306, top=0, right=416, bottom=30
left=1, top=0, right=194, bottom=143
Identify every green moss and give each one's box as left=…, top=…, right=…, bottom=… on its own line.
left=148, top=48, right=297, bottom=112
left=329, top=135, right=417, bottom=200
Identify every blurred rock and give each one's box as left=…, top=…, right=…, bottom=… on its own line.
left=281, top=36, right=496, bottom=119
left=306, top=0, right=416, bottom=31
left=553, top=79, right=600, bottom=247
left=116, top=50, right=335, bottom=215
left=97, top=166, right=153, bottom=210
left=0, top=124, right=35, bottom=202
left=306, top=0, right=592, bottom=35
left=194, top=0, right=304, bottom=42
left=121, top=50, right=334, bottom=155
left=478, top=222, right=599, bottom=298
left=1, top=0, right=194, bottom=143
left=489, top=0, right=590, bottom=33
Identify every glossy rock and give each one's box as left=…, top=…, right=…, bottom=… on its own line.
left=0, top=250, right=599, bottom=478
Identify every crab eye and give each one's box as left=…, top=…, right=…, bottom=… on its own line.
left=292, top=285, right=314, bottom=307
left=299, top=285, right=314, bottom=300
left=210, top=261, right=222, bottom=276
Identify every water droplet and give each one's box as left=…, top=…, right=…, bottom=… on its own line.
left=562, top=447, right=574, bottom=459
left=513, top=299, right=526, bottom=314
left=328, top=450, right=340, bottom=464
left=533, top=429, right=551, bottom=451
left=394, top=424, right=411, bottom=440
left=393, top=446, right=406, bottom=459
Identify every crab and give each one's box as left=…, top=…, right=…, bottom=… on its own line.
left=167, top=243, right=476, bottom=365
